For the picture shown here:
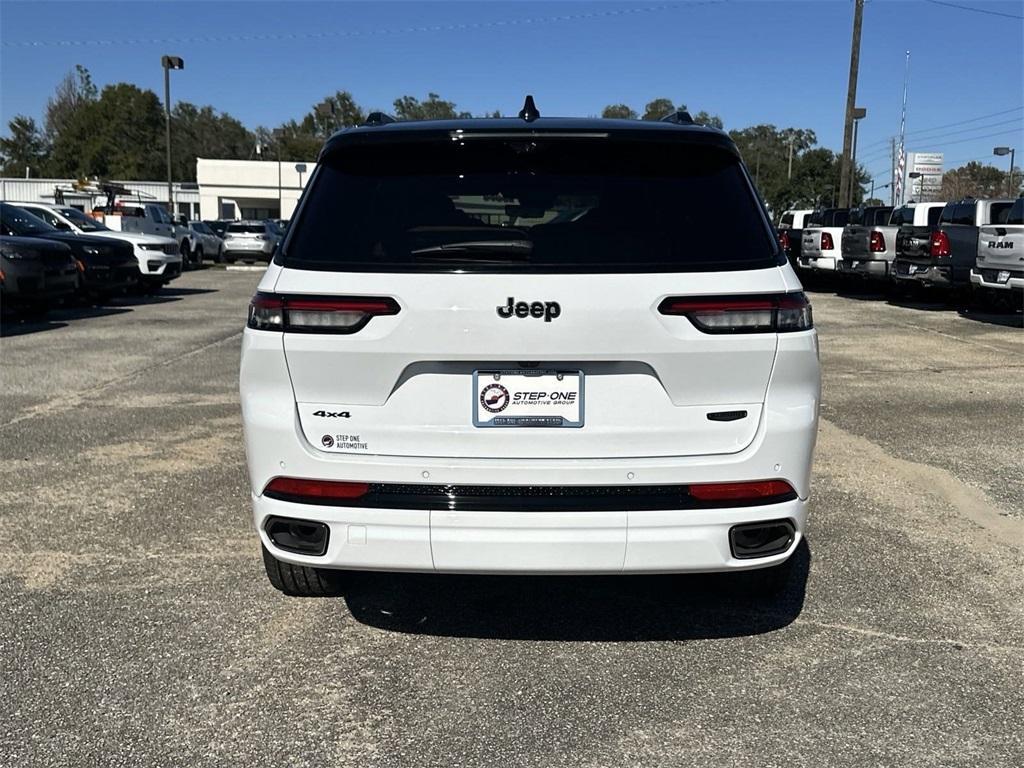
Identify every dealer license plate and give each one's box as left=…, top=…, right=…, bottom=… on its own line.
left=473, top=370, right=584, bottom=428
left=998, top=270, right=1011, bottom=283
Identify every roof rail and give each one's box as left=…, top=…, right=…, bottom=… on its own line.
left=362, top=112, right=397, bottom=126
left=660, top=110, right=694, bottom=125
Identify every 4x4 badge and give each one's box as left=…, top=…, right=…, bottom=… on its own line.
left=496, top=297, right=561, bottom=322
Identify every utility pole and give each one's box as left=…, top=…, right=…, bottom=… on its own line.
left=787, top=137, right=795, bottom=181
left=838, top=0, right=865, bottom=210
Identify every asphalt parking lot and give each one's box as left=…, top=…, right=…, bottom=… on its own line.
left=2, top=270, right=1022, bottom=767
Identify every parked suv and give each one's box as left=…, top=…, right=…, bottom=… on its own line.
left=0, top=203, right=138, bottom=301
left=972, top=196, right=1023, bottom=295
left=222, top=221, right=282, bottom=263
left=14, top=202, right=181, bottom=290
left=0, top=235, right=79, bottom=313
left=894, top=197, right=1012, bottom=292
left=240, top=109, right=821, bottom=596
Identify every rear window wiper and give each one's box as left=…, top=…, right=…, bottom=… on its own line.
left=411, top=240, right=534, bottom=256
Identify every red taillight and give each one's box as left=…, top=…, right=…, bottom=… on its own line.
left=247, top=292, right=400, bottom=333
left=870, top=231, right=886, bottom=252
left=930, top=230, right=951, bottom=258
left=820, top=232, right=834, bottom=250
left=689, top=480, right=795, bottom=502
left=658, top=292, right=813, bottom=333
left=264, top=477, right=370, bottom=501
left=779, top=230, right=791, bottom=250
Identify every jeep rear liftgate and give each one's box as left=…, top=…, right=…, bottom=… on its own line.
left=270, top=270, right=789, bottom=459
left=265, top=130, right=793, bottom=460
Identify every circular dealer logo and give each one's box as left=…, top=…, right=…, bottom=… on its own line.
left=321, top=434, right=335, bottom=448
left=480, top=383, right=510, bottom=413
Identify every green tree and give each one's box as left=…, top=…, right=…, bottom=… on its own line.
left=301, top=90, right=365, bottom=137
left=48, top=83, right=164, bottom=178
left=601, top=104, right=637, bottom=119
left=43, top=65, right=97, bottom=143
left=171, top=103, right=254, bottom=181
left=393, top=93, right=470, bottom=121
left=0, top=116, right=48, bottom=177
left=642, top=98, right=679, bottom=121
left=940, top=161, right=1013, bottom=200
left=692, top=110, right=724, bottom=129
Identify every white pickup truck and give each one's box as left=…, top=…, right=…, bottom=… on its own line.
left=838, top=205, right=896, bottom=281
left=799, top=208, right=850, bottom=272
left=93, top=202, right=175, bottom=239
left=973, top=196, right=1023, bottom=293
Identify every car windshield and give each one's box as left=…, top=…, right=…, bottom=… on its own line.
left=0, top=203, right=59, bottom=235
left=1006, top=199, right=1024, bottom=225
left=60, top=207, right=110, bottom=232
left=284, top=137, right=778, bottom=273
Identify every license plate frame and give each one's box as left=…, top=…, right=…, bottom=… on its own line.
left=472, top=369, right=584, bottom=428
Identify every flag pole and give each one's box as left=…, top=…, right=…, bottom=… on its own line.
left=895, top=51, right=911, bottom=205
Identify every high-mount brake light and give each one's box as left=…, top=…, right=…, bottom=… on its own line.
left=247, top=292, right=399, bottom=333
left=870, top=231, right=886, bottom=252
left=658, top=292, right=813, bottom=334
left=820, top=232, right=834, bottom=250
left=930, top=230, right=951, bottom=258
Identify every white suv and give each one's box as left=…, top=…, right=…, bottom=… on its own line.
left=240, top=108, right=821, bottom=596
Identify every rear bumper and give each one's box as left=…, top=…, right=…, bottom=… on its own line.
left=970, top=268, right=1024, bottom=291
left=838, top=258, right=890, bottom=279
left=799, top=255, right=836, bottom=271
left=893, top=260, right=951, bottom=287
left=254, top=493, right=806, bottom=574
left=241, top=328, right=820, bottom=574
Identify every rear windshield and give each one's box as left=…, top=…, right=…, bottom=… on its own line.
left=927, top=206, right=943, bottom=227
left=989, top=202, right=1012, bottom=224
left=1006, top=199, right=1024, bottom=226
left=282, top=138, right=779, bottom=273
left=228, top=224, right=265, bottom=234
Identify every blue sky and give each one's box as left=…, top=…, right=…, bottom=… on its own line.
left=1, top=0, right=1022, bottom=185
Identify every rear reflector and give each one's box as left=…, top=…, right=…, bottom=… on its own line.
left=658, top=292, right=812, bottom=333
left=264, top=477, right=370, bottom=501
left=248, top=292, right=399, bottom=333
left=689, top=480, right=796, bottom=501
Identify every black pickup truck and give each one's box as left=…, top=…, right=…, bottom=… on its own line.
left=894, top=198, right=1012, bottom=290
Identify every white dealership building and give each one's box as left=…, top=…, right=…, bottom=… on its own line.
left=0, top=157, right=317, bottom=222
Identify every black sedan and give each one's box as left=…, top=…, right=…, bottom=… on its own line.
left=0, top=235, right=79, bottom=313
left=0, top=203, right=138, bottom=301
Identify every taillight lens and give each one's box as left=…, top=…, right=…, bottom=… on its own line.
left=658, top=292, right=813, bottom=334
left=247, top=292, right=400, bottom=333
left=930, top=231, right=951, bottom=258
left=689, top=480, right=796, bottom=502
left=820, top=232, right=834, bottom=250
left=263, top=477, right=370, bottom=501
left=870, top=231, right=886, bottom=252
left=779, top=230, right=791, bottom=250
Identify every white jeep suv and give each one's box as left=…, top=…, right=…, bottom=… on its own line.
left=240, top=107, right=821, bottom=596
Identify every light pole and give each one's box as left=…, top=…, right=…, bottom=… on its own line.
left=161, top=55, right=184, bottom=216
left=849, top=107, right=867, bottom=208
left=271, top=128, right=285, bottom=219
left=994, top=146, right=1016, bottom=196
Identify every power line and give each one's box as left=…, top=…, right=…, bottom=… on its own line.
left=924, top=0, right=1024, bottom=20
left=859, top=117, right=1023, bottom=165
left=858, top=105, right=1023, bottom=153
left=1, top=3, right=717, bottom=49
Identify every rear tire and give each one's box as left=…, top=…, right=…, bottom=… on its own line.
left=179, top=240, right=191, bottom=268
left=261, top=544, right=346, bottom=597
left=194, top=246, right=204, bottom=266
